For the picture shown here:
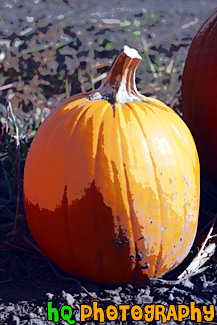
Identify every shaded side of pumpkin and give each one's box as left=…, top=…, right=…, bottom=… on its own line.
left=182, top=9, right=217, bottom=181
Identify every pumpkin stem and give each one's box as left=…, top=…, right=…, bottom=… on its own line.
left=88, top=46, right=150, bottom=104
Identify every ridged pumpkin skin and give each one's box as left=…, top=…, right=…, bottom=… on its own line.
left=24, top=46, right=200, bottom=285
left=182, top=9, right=217, bottom=181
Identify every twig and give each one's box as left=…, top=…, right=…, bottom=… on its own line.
left=142, top=37, right=158, bottom=79
left=6, top=101, right=21, bottom=235
left=0, top=83, right=14, bottom=91
left=178, top=243, right=216, bottom=280
left=202, top=187, right=217, bottom=202
left=45, top=259, right=97, bottom=299
left=177, top=214, right=217, bottom=280
left=65, top=77, right=70, bottom=98
left=148, top=19, right=199, bottom=49
left=92, top=72, right=107, bottom=85
left=195, top=214, right=216, bottom=258
left=93, top=61, right=111, bottom=70
left=0, top=109, right=8, bottom=145
left=20, top=40, right=70, bottom=56
left=88, top=42, right=96, bottom=90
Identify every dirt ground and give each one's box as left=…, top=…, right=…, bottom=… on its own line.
left=0, top=1, right=217, bottom=324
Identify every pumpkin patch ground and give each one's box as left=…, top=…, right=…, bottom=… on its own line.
left=0, top=1, right=217, bottom=324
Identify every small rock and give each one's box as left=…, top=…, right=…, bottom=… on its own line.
left=168, top=293, right=174, bottom=301
left=171, top=287, right=188, bottom=296
left=122, top=284, right=134, bottom=295
left=113, top=295, right=121, bottom=304
left=182, top=280, right=195, bottom=291
left=46, top=293, right=54, bottom=300
left=75, top=312, right=80, bottom=322
left=5, top=306, right=15, bottom=313
left=29, top=312, right=38, bottom=319
left=104, top=289, right=119, bottom=296
left=143, top=287, right=151, bottom=296
left=36, top=306, right=43, bottom=315
left=135, top=293, right=153, bottom=304
left=203, top=281, right=217, bottom=290
left=126, top=284, right=134, bottom=290
left=116, top=287, right=123, bottom=293
left=212, top=296, right=216, bottom=305
left=174, top=296, right=184, bottom=304
left=80, top=293, right=88, bottom=299
left=138, top=288, right=145, bottom=295
left=62, top=291, right=75, bottom=305
left=12, top=315, right=20, bottom=325
left=153, top=287, right=169, bottom=296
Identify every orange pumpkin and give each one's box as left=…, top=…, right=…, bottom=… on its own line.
left=23, top=46, right=200, bottom=285
left=182, top=9, right=217, bottom=181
